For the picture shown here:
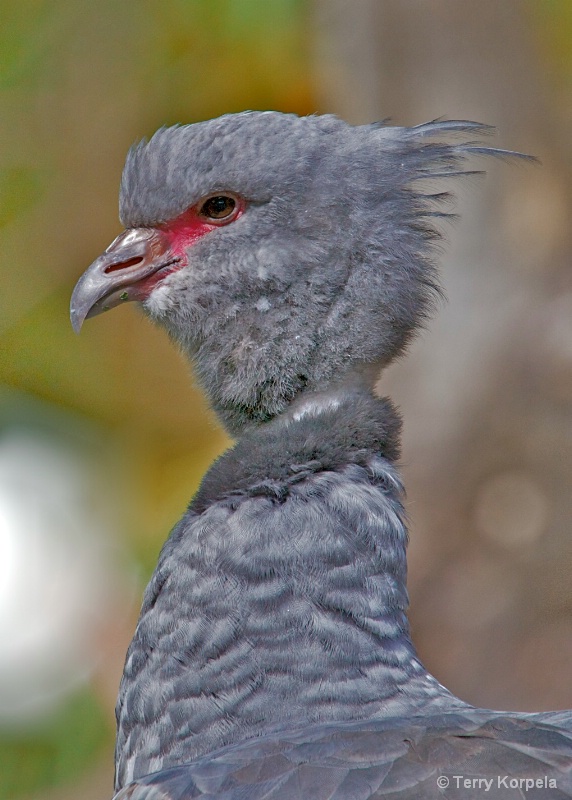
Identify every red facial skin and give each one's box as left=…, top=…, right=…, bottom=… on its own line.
left=137, top=196, right=245, bottom=298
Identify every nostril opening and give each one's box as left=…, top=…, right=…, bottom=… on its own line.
left=105, top=256, right=144, bottom=274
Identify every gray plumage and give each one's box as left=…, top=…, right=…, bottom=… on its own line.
left=70, top=112, right=572, bottom=799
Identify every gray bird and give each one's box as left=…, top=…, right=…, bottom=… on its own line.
left=71, top=112, right=572, bottom=799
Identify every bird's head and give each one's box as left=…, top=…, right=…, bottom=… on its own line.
left=71, top=112, right=497, bottom=433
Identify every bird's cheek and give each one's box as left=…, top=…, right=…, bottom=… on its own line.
left=133, top=254, right=189, bottom=299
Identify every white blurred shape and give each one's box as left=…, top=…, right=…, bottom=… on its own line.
left=0, top=430, right=117, bottom=721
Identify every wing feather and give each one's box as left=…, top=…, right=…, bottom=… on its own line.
left=113, top=712, right=572, bottom=799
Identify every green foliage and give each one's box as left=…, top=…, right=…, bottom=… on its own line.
left=0, top=688, right=112, bottom=799
left=139, top=0, right=313, bottom=125
left=0, top=2, right=63, bottom=89
left=0, top=168, right=42, bottom=228
left=528, top=0, right=572, bottom=85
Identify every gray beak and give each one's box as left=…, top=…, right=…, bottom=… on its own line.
left=70, top=227, right=177, bottom=333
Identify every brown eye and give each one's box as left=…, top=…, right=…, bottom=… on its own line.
left=200, top=195, right=237, bottom=221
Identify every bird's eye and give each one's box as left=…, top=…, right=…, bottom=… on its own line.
left=200, top=195, right=237, bottom=221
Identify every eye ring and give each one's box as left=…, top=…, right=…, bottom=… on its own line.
left=199, top=193, right=240, bottom=223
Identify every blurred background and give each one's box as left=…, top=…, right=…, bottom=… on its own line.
left=1, top=1, right=572, bottom=797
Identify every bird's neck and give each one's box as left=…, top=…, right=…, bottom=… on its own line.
left=115, top=388, right=459, bottom=787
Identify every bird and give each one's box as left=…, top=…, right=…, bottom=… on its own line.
left=70, top=112, right=572, bottom=799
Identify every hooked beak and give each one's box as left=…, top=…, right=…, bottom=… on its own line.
left=70, top=227, right=179, bottom=333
